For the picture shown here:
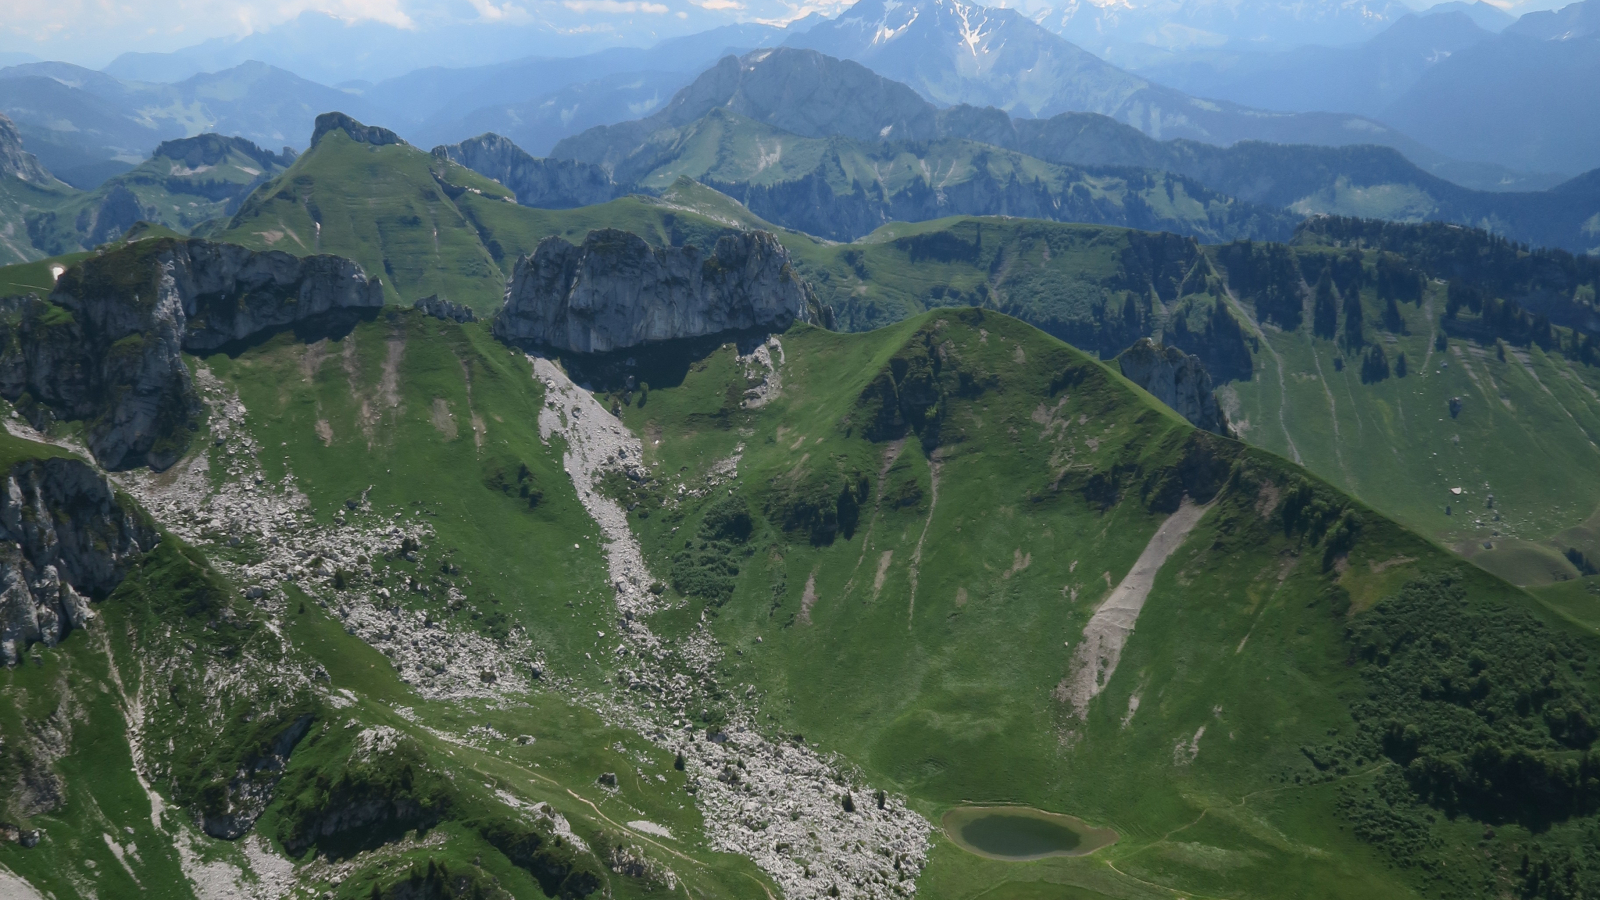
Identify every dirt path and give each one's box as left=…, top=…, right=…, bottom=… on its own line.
left=906, top=456, right=942, bottom=628
left=1056, top=499, right=1209, bottom=719
left=1307, top=345, right=1350, bottom=483
left=1218, top=289, right=1302, bottom=465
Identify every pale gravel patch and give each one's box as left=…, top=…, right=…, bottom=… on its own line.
left=1056, top=499, right=1209, bottom=720
left=533, top=354, right=931, bottom=900
left=0, top=866, right=46, bottom=900
left=117, top=367, right=532, bottom=702
left=740, top=336, right=785, bottom=408
left=627, top=819, right=674, bottom=839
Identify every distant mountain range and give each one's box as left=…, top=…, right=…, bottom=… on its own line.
left=551, top=47, right=1600, bottom=253
left=0, top=60, right=365, bottom=187
left=780, top=0, right=1544, bottom=191
left=1128, top=0, right=1600, bottom=176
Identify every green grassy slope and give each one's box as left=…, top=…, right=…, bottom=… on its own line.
left=785, top=216, right=1251, bottom=378
left=215, top=131, right=509, bottom=309
left=776, top=213, right=1600, bottom=586
left=213, top=129, right=774, bottom=314
left=26, top=136, right=291, bottom=258
left=0, top=176, right=75, bottom=266
left=593, top=308, right=1600, bottom=900
left=0, top=314, right=795, bottom=899
left=1209, top=228, right=1600, bottom=584
left=8, top=291, right=1600, bottom=899
left=603, top=108, right=1296, bottom=243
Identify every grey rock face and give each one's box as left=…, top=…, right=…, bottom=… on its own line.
left=0, top=457, right=158, bottom=666
left=0, top=113, right=56, bottom=185
left=74, top=183, right=155, bottom=247
left=0, top=238, right=383, bottom=470
left=1118, top=338, right=1232, bottom=436
left=494, top=229, right=814, bottom=353
left=414, top=294, right=478, bottom=323
left=433, top=134, right=619, bottom=209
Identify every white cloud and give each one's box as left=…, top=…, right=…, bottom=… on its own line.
left=561, top=0, right=671, bottom=12
left=464, top=0, right=535, bottom=22
left=693, top=0, right=746, bottom=9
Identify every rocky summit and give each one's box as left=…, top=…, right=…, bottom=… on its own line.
left=494, top=228, right=815, bottom=353
left=1118, top=337, right=1231, bottom=435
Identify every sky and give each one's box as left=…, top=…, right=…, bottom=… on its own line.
left=0, top=0, right=1576, bottom=70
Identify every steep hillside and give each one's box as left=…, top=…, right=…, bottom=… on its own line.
left=785, top=216, right=1254, bottom=381
left=570, top=107, right=1296, bottom=243
left=0, top=113, right=73, bottom=265
left=213, top=115, right=517, bottom=309
left=1214, top=219, right=1600, bottom=582
left=216, top=120, right=780, bottom=313
left=590, top=307, right=1600, bottom=900
left=25, top=134, right=293, bottom=257
left=774, top=213, right=1600, bottom=583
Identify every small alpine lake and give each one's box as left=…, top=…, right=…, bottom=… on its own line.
left=941, top=806, right=1119, bottom=861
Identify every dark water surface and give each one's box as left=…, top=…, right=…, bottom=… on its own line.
left=960, top=813, right=1083, bottom=857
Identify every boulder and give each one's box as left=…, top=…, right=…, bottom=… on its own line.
left=1118, top=338, right=1232, bottom=436
left=414, top=294, right=478, bottom=323
left=494, top=228, right=815, bottom=353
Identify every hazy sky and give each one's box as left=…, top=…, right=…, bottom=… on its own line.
left=0, top=0, right=1574, bottom=68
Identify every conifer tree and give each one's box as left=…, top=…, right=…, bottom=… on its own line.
left=1313, top=268, right=1338, bottom=339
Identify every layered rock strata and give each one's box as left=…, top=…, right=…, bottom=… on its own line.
left=0, top=238, right=383, bottom=469
left=494, top=228, right=814, bottom=353
left=0, top=456, right=158, bottom=665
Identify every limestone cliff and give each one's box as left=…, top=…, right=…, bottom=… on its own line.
left=1118, top=338, right=1232, bottom=436
left=0, top=456, right=158, bottom=665
left=0, top=114, right=58, bottom=186
left=494, top=228, right=815, bottom=353
left=0, top=238, right=384, bottom=470
left=433, top=134, right=619, bottom=210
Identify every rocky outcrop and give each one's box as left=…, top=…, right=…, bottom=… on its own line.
left=74, top=183, right=155, bottom=247
left=414, top=294, right=477, bottom=323
left=153, top=133, right=294, bottom=173
left=0, top=114, right=57, bottom=185
left=494, top=229, right=815, bottom=353
left=0, top=457, right=158, bottom=665
left=311, top=112, right=406, bottom=149
left=433, top=134, right=619, bottom=210
left=0, top=238, right=384, bottom=470
left=199, top=714, right=314, bottom=839
left=1118, top=338, right=1232, bottom=436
